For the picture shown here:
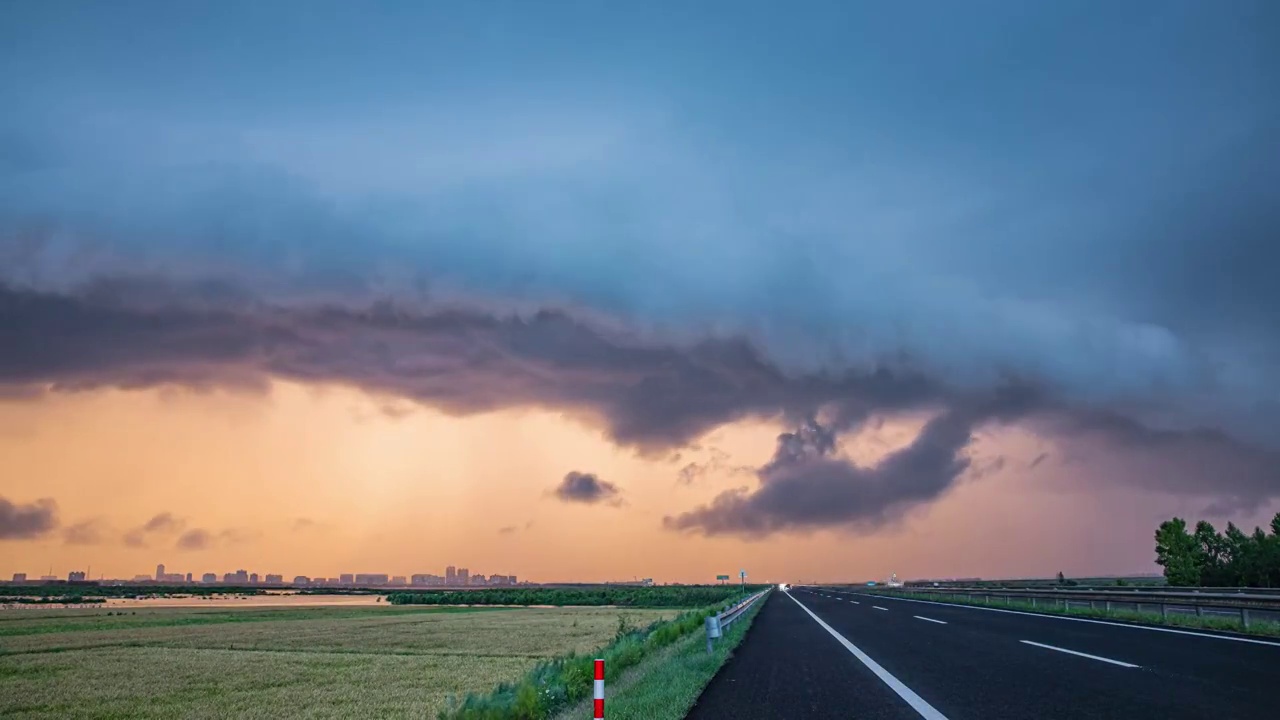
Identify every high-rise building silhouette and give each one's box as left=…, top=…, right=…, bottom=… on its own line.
left=446, top=566, right=457, bottom=584
left=156, top=563, right=165, bottom=581
left=458, top=568, right=469, bottom=584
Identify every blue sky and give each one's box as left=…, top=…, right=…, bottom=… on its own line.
left=2, top=1, right=1278, bottom=535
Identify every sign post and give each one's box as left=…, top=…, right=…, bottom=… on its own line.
left=739, top=569, right=746, bottom=590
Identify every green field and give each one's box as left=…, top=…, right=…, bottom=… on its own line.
left=0, top=605, right=677, bottom=718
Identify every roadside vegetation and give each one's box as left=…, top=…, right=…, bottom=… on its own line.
left=389, top=585, right=756, bottom=608
left=438, top=591, right=767, bottom=719
left=1155, top=512, right=1280, bottom=587
left=875, top=589, right=1280, bottom=638
left=552, top=593, right=766, bottom=720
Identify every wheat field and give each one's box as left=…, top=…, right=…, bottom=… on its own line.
left=0, top=604, right=676, bottom=718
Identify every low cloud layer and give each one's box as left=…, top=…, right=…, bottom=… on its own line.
left=123, top=512, right=186, bottom=548
left=553, top=472, right=624, bottom=506
left=176, top=529, right=213, bottom=550
left=62, top=518, right=107, bottom=545
left=0, top=496, right=57, bottom=540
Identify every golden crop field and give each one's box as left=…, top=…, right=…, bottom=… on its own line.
left=0, top=604, right=677, bottom=718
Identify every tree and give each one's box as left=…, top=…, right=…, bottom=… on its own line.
left=1154, top=518, right=1200, bottom=586
left=1056, top=571, right=1065, bottom=584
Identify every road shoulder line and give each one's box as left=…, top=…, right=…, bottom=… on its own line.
left=785, top=592, right=949, bottom=720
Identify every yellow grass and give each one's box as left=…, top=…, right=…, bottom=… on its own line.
left=0, top=605, right=676, bottom=718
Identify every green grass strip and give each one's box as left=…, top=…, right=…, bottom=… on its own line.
left=439, top=592, right=766, bottom=719
left=578, top=591, right=765, bottom=720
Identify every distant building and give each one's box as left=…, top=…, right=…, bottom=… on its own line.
left=156, top=564, right=165, bottom=581
left=411, top=574, right=442, bottom=586
left=133, top=574, right=153, bottom=582
left=390, top=576, right=407, bottom=586
left=340, top=573, right=354, bottom=585
left=445, top=566, right=456, bottom=584
left=249, top=573, right=259, bottom=584
left=186, top=572, right=193, bottom=583
left=293, top=576, right=310, bottom=586
left=509, top=575, right=517, bottom=585
left=224, top=569, right=249, bottom=584
left=457, top=568, right=469, bottom=585
left=202, top=573, right=217, bottom=583
left=470, top=574, right=486, bottom=585
left=265, top=574, right=283, bottom=584
left=40, top=575, right=57, bottom=581
left=12, top=573, right=27, bottom=583
left=68, top=571, right=86, bottom=582
left=354, top=573, right=389, bottom=586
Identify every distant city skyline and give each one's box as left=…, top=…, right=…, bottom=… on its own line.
left=5, top=562, right=528, bottom=587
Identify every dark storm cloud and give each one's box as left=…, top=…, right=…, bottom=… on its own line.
left=0, top=496, right=58, bottom=540
left=0, top=282, right=942, bottom=452
left=2, top=3, right=1279, bottom=537
left=553, top=472, right=623, bottom=506
left=664, top=392, right=1035, bottom=537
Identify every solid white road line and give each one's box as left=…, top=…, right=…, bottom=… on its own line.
left=786, top=592, right=949, bottom=720
left=858, top=593, right=1280, bottom=649
left=1020, top=640, right=1139, bottom=668
left=873, top=606, right=889, bottom=611
left=851, top=601, right=860, bottom=604
left=914, top=616, right=947, bottom=625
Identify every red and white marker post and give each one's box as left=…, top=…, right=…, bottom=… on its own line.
left=593, top=658, right=605, bottom=719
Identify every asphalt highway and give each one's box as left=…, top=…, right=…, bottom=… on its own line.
left=687, top=587, right=1277, bottom=719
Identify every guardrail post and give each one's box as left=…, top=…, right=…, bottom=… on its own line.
left=594, top=659, right=605, bottom=720
left=1241, top=608, right=1251, bottom=629
left=1194, top=606, right=1203, bottom=617
left=1105, top=600, right=1112, bottom=613
left=1160, top=603, right=1167, bottom=620
left=1031, top=597, right=1036, bottom=608
left=705, top=615, right=721, bottom=653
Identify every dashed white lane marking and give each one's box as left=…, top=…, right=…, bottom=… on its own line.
left=873, top=606, right=889, bottom=611
left=1020, top=640, right=1140, bottom=668
left=914, top=616, right=947, bottom=625
left=786, top=592, right=949, bottom=720
left=858, top=593, right=1280, bottom=648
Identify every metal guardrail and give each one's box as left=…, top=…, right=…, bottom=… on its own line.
left=867, top=586, right=1279, bottom=629
left=906, top=582, right=1280, bottom=596
left=705, top=589, right=769, bottom=652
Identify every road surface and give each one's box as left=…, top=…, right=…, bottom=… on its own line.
left=687, top=587, right=1277, bottom=719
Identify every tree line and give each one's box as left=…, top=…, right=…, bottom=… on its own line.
left=1155, top=512, right=1280, bottom=587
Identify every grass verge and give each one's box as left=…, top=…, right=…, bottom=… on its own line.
left=441, top=591, right=767, bottom=719
left=552, top=591, right=766, bottom=720
left=875, top=590, right=1280, bottom=638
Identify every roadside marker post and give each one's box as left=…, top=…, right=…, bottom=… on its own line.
left=593, top=658, right=605, bottom=719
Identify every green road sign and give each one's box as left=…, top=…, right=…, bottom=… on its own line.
left=716, top=574, right=730, bottom=581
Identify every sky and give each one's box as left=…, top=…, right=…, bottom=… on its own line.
left=2, top=1, right=1278, bottom=583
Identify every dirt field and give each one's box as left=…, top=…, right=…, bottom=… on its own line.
left=0, top=604, right=676, bottom=718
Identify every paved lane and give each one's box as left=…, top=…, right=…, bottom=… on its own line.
left=688, top=586, right=1278, bottom=719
